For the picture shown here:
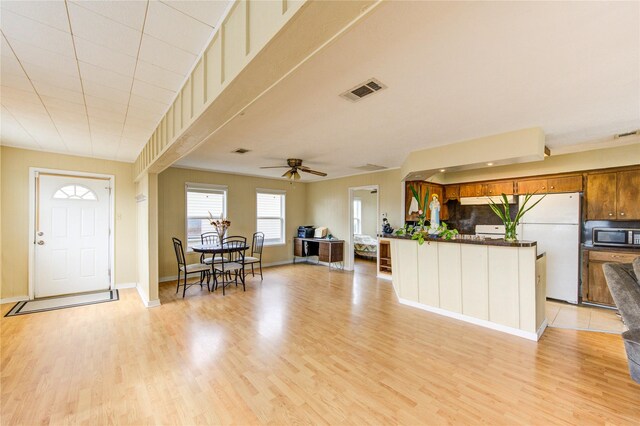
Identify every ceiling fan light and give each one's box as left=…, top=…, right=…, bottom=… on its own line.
left=293, top=170, right=301, bottom=180
left=282, top=170, right=292, bottom=179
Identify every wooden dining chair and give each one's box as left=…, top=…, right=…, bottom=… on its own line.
left=242, top=232, right=264, bottom=280
left=213, top=236, right=247, bottom=295
left=172, top=237, right=211, bottom=297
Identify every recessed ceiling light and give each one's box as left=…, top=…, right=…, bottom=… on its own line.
left=486, top=163, right=493, bottom=166
left=439, top=169, right=446, bottom=173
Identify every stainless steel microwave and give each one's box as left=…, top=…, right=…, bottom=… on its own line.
left=593, top=228, right=640, bottom=247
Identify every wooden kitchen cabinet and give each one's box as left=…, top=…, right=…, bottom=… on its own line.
left=616, top=170, right=640, bottom=220
left=444, top=185, right=459, bottom=201
left=516, top=179, right=548, bottom=194
left=459, top=183, right=485, bottom=197
left=586, top=169, right=640, bottom=220
left=582, top=249, right=639, bottom=306
left=486, top=180, right=514, bottom=196
left=405, top=181, right=447, bottom=221
left=547, top=175, right=583, bottom=193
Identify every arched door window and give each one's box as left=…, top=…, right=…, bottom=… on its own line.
left=53, top=184, right=97, bottom=200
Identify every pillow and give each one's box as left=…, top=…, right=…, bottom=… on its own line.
left=633, top=257, right=640, bottom=283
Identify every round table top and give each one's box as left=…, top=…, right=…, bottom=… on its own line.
left=191, top=243, right=249, bottom=253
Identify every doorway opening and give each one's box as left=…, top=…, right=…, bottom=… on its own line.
left=348, top=185, right=379, bottom=272
left=29, top=169, right=114, bottom=299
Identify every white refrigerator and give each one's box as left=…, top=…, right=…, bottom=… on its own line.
left=519, top=193, right=580, bottom=304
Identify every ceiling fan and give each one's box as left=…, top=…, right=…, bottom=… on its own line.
left=260, top=158, right=327, bottom=180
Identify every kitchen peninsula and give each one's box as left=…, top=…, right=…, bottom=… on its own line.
left=381, top=235, right=547, bottom=341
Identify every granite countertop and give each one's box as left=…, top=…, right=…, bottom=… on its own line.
left=379, top=233, right=537, bottom=248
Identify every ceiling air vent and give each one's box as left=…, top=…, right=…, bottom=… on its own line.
left=614, top=130, right=639, bottom=139
left=340, top=78, right=387, bottom=102
left=232, top=148, right=250, bottom=154
left=353, top=163, right=387, bottom=171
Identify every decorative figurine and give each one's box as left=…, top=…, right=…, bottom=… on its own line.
left=382, top=217, right=394, bottom=235
left=429, top=194, right=440, bottom=234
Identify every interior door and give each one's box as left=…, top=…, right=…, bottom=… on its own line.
left=35, top=174, right=111, bottom=298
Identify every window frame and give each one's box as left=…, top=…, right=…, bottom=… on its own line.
left=185, top=182, right=228, bottom=250
left=256, top=188, right=286, bottom=246
left=353, top=197, right=362, bottom=235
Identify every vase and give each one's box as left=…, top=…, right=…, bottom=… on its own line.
left=504, top=223, right=518, bottom=242
left=215, top=225, right=227, bottom=242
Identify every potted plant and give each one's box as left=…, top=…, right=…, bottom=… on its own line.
left=487, top=193, right=545, bottom=242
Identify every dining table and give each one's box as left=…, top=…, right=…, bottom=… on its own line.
left=192, top=242, right=250, bottom=292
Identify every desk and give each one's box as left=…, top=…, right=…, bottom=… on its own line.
left=293, top=238, right=344, bottom=269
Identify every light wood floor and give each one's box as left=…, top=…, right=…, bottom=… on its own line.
left=2, top=261, right=639, bottom=425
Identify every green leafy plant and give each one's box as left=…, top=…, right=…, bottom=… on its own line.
left=410, top=221, right=459, bottom=244
left=487, top=193, right=546, bottom=241
left=408, top=183, right=430, bottom=229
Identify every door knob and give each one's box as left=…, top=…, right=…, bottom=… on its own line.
left=37, top=231, right=44, bottom=236
left=37, top=240, right=45, bottom=245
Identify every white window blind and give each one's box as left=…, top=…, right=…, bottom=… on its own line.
left=257, top=190, right=285, bottom=245
left=186, top=184, right=227, bottom=248
left=353, top=198, right=362, bottom=234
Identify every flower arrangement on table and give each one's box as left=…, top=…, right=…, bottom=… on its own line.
left=395, top=183, right=459, bottom=244
left=208, top=211, right=231, bottom=242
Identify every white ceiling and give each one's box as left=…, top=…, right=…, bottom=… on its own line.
left=0, top=0, right=231, bottom=161
left=176, top=1, right=640, bottom=181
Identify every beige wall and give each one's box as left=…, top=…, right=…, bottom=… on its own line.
left=0, top=146, right=137, bottom=299
left=158, top=167, right=308, bottom=279
left=306, top=169, right=402, bottom=268
left=353, top=189, right=378, bottom=237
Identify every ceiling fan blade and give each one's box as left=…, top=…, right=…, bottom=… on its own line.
left=298, top=168, right=327, bottom=177
left=261, top=166, right=290, bottom=169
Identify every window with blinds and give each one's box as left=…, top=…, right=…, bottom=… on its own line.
left=186, top=184, right=227, bottom=248
left=353, top=198, right=362, bottom=234
left=256, top=190, right=285, bottom=245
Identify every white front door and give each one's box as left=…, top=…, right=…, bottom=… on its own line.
left=35, top=174, right=111, bottom=298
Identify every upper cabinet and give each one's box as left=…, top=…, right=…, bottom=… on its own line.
left=516, top=175, right=582, bottom=194
left=617, top=170, right=640, bottom=219
left=587, top=170, right=640, bottom=220
left=459, top=183, right=485, bottom=197
left=444, top=185, right=459, bottom=201
left=486, top=181, right=514, bottom=196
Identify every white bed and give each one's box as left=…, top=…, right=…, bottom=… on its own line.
left=354, top=234, right=378, bottom=259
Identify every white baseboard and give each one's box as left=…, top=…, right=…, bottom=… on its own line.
left=159, top=275, right=178, bottom=283
left=136, top=284, right=161, bottom=308
left=159, top=260, right=295, bottom=283
left=377, top=273, right=392, bottom=281
left=145, top=299, right=161, bottom=308
left=115, top=282, right=137, bottom=289
left=0, top=295, right=29, bottom=304
left=397, top=297, right=541, bottom=341
left=262, top=259, right=293, bottom=268
left=536, top=319, right=548, bottom=339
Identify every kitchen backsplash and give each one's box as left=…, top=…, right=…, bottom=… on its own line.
left=444, top=200, right=519, bottom=235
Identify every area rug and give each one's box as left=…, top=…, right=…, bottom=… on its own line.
left=4, top=290, right=119, bottom=317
